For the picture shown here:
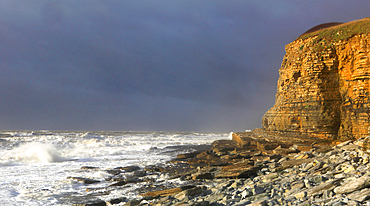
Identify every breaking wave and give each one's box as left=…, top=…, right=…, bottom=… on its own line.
left=14, top=142, right=65, bottom=163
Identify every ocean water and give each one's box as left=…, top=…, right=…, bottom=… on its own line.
left=0, top=130, right=230, bottom=206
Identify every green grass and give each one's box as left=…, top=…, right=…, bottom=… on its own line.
left=297, top=18, right=370, bottom=42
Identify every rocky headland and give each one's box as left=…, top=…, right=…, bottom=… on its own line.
left=263, top=17, right=370, bottom=140
left=69, top=18, right=370, bottom=206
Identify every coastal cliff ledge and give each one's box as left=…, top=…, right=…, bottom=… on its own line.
left=263, top=17, right=370, bottom=140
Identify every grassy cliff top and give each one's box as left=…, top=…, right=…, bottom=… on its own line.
left=297, top=17, right=370, bottom=42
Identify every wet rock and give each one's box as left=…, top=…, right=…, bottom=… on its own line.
left=67, top=177, right=100, bottom=184
left=106, top=169, right=121, bottom=175
left=177, top=151, right=202, bottom=159
left=81, top=166, right=99, bottom=170
left=115, top=166, right=141, bottom=172
left=71, top=200, right=106, bottom=206
left=123, top=199, right=141, bottom=206
left=106, top=197, right=127, bottom=205
left=108, top=180, right=126, bottom=187
left=192, top=172, right=213, bottom=180
left=133, top=170, right=146, bottom=177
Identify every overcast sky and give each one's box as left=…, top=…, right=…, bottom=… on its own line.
left=0, top=1, right=369, bottom=132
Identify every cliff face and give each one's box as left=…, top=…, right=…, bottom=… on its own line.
left=263, top=18, right=370, bottom=140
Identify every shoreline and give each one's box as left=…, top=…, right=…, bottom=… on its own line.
left=71, top=129, right=370, bottom=206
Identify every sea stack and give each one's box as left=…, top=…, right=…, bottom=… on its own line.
left=263, top=18, right=370, bottom=140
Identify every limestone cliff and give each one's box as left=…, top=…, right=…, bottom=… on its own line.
left=263, top=18, right=370, bottom=140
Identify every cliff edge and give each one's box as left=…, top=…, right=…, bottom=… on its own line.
left=263, top=18, right=370, bottom=140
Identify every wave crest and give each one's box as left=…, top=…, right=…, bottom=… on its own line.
left=15, top=142, right=64, bottom=163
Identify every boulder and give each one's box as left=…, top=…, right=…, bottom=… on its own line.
left=211, top=140, right=239, bottom=156
left=334, top=176, right=370, bottom=194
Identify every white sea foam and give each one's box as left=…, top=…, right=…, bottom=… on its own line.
left=0, top=130, right=229, bottom=205
left=14, top=142, right=65, bottom=163
left=228, top=132, right=234, bottom=139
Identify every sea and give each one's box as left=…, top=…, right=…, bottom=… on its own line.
left=0, top=130, right=230, bottom=206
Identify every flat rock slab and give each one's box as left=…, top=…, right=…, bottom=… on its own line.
left=347, top=188, right=370, bottom=202
left=306, top=178, right=343, bottom=196
left=141, top=186, right=195, bottom=198
left=215, top=162, right=259, bottom=178
left=293, top=144, right=313, bottom=152
left=334, top=175, right=370, bottom=194
left=340, top=144, right=361, bottom=150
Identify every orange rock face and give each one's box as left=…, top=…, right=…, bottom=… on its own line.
left=263, top=22, right=370, bottom=140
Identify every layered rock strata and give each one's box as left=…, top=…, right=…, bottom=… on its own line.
left=263, top=18, right=370, bottom=140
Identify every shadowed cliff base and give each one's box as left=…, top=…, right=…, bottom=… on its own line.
left=263, top=17, right=370, bottom=140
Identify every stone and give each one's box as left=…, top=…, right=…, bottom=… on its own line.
left=341, top=144, right=361, bottom=150
left=293, top=144, right=313, bottom=152
left=294, top=191, right=307, bottom=199
left=306, top=178, right=343, bottom=196
left=281, top=158, right=314, bottom=168
left=252, top=186, right=265, bottom=195
left=115, top=166, right=141, bottom=172
left=256, top=140, right=280, bottom=151
left=177, top=151, right=202, bottom=159
left=106, top=197, right=127, bottom=205
left=123, top=199, right=141, bottom=206
left=291, top=181, right=305, bottom=190
left=262, top=18, right=370, bottom=140
left=337, top=140, right=353, bottom=147
left=250, top=199, right=267, bottom=206
left=72, top=201, right=106, bottom=206
left=211, top=140, right=239, bottom=156
left=343, top=165, right=356, bottom=173
left=108, top=181, right=126, bottom=187
left=347, top=188, right=370, bottom=202
left=334, top=176, right=370, bottom=194
left=232, top=132, right=255, bottom=147
left=67, top=177, right=100, bottom=184
left=241, top=190, right=253, bottom=199
left=141, top=186, right=195, bottom=198
left=192, top=172, right=213, bottom=180
left=80, top=166, right=99, bottom=170
left=214, top=162, right=259, bottom=179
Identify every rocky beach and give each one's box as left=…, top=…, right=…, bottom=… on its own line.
left=69, top=130, right=370, bottom=206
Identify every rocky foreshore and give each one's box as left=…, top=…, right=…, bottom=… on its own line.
left=70, top=129, right=370, bottom=206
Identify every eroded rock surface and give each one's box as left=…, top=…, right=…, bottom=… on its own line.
left=263, top=18, right=370, bottom=140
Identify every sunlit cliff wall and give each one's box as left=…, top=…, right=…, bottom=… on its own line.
left=263, top=18, right=370, bottom=140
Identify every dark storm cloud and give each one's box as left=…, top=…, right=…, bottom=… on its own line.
left=0, top=0, right=370, bottom=131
